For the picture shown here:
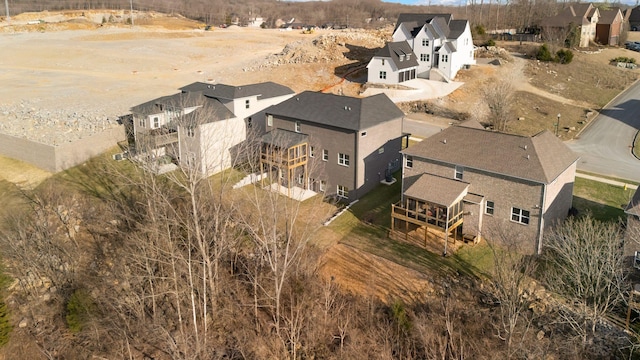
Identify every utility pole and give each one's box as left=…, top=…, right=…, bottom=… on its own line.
left=4, top=0, right=9, bottom=22
left=130, top=0, right=134, bottom=27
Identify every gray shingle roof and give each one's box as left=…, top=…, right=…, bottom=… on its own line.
left=262, top=128, right=308, bottom=148
left=448, top=19, right=468, bottom=39
left=395, top=13, right=453, bottom=32
left=265, top=91, right=404, bottom=131
left=374, top=41, right=419, bottom=70
left=403, top=123, right=579, bottom=184
left=404, top=173, right=469, bottom=207
left=179, top=81, right=294, bottom=100
left=131, top=92, right=203, bottom=115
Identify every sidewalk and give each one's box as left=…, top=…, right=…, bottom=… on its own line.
left=576, top=172, right=638, bottom=190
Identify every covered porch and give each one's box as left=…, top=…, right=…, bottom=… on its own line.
left=391, top=173, right=469, bottom=256
left=260, top=129, right=309, bottom=198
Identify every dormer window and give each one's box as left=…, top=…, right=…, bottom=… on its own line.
left=399, top=54, right=405, bottom=61
left=406, top=54, right=411, bottom=60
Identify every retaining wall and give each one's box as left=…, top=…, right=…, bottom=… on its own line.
left=0, top=126, right=125, bottom=172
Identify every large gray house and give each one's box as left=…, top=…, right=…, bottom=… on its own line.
left=393, top=121, right=579, bottom=254
left=255, top=91, right=407, bottom=201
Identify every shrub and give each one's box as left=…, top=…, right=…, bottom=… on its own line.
left=474, top=24, right=486, bottom=35
left=555, top=49, right=574, bottom=64
left=0, top=302, right=11, bottom=347
left=536, top=44, right=553, bottom=61
left=611, top=56, right=636, bottom=64
left=66, top=289, right=96, bottom=333
left=485, top=38, right=496, bottom=47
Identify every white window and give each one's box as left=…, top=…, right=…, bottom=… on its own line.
left=454, top=165, right=463, bottom=180
left=337, top=185, right=348, bottom=199
left=380, top=71, right=387, bottom=80
left=187, top=152, right=196, bottom=167
left=245, top=99, right=250, bottom=109
left=295, top=121, right=301, bottom=133
left=338, top=153, right=350, bottom=166
left=381, top=59, right=385, bottom=65
left=309, top=146, right=315, bottom=157
left=422, top=39, right=429, bottom=46
left=267, top=114, right=273, bottom=127
left=297, top=173, right=304, bottom=185
left=187, top=127, right=195, bottom=137
left=420, top=53, right=429, bottom=62
left=511, top=207, right=530, bottom=225
left=405, top=155, right=413, bottom=168
left=442, top=54, right=449, bottom=63
left=319, top=180, right=326, bottom=192
left=485, top=201, right=494, bottom=215
left=322, top=149, right=328, bottom=161
left=138, top=118, right=145, bottom=128
left=153, top=117, right=159, bottom=128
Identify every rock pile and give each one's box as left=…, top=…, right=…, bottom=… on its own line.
left=0, top=99, right=121, bottom=146
left=243, top=29, right=387, bottom=71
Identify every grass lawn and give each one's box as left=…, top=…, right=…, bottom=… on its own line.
left=573, top=177, right=635, bottom=222
left=323, top=172, right=490, bottom=280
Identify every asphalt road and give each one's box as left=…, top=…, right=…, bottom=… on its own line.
left=403, top=115, right=448, bottom=138
left=566, top=82, right=640, bottom=182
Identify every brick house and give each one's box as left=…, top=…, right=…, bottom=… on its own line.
left=255, top=91, right=406, bottom=202
left=540, top=3, right=600, bottom=47
left=596, top=8, right=624, bottom=46
left=131, top=82, right=294, bottom=176
left=392, top=121, right=579, bottom=254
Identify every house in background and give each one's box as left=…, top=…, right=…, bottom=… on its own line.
left=540, top=3, right=600, bottom=47
left=367, top=13, right=476, bottom=84
left=596, top=8, right=624, bottom=46
left=131, top=81, right=294, bottom=176
left=392, top=121, right=579, bottom=254
left=255, top=91, right=407, bottom=202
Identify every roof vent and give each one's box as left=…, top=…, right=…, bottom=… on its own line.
left=207, top=85, right=212, bottom=89
left=348, top=107, right=351, bottom=111
left=443, top=139, right=447, bottom=144
left=526, top=154, right=530, bottom=160
left=524, top=145, right=528, bottom=150
left=344, top=106, right=348, bottom=110
left=296, top=97, right=300, bottom=101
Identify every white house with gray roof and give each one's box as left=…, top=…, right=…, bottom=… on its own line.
left=255, top=91, right=407, bottom=201
left=392, top=121, right=579, bottom=254
left=367, top=13, right=476, bottom=84
left=131, top=81, right=294, bottom=176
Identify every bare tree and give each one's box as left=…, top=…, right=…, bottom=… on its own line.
left=486, top=226, right=538, bottom=359
left=542, top=215, right=627, bottom=346
left=483, top=77, right=514, bottom=132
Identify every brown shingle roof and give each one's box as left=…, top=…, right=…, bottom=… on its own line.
left=404, top=173, right=469, bottom=207
left=402, top=125, right=579, bottom=184
left=540, top=3, right=596, bottom=27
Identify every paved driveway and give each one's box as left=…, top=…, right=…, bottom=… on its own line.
left=566, top=82, right=640, bottom=182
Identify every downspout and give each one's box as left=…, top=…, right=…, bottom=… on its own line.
left=537, top=184, right=547, bottom=255
left=354, top=130, right=359, bottom=201
left=444, top=206, right=450, bottom=256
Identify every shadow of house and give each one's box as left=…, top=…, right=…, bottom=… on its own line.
left=598, top=99, right=640, bottom=131
left=334, top=44, right=381, bottom=84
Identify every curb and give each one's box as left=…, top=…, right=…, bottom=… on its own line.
left=573, top=78, right=640, bottom=139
